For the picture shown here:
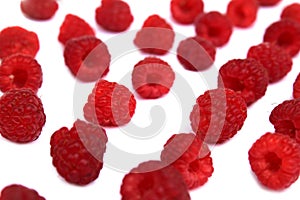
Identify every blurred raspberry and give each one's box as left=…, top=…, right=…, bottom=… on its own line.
left=20, top=0, right=58, bottom=20
left=257, top=0, right=281, bottom=6
left=0, top=184, right=45, bottom=200
left=293, top=73, right=300, bottom=99
left=170, top=0, right=204, bottom=24
left=281, top=3, right=300, bottom=24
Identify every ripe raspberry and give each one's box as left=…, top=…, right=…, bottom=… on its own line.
left=95, top=0, right=133, bottom=32
left=190, top=88, right=247, bottom=144
left=50, top=119, right=108, bottom=185
left=257, top=0, right=281, bottom=6
left=120, top=161, right=191, bottom=200
left=218, top=58, right=269, bottom=105
left=195, top=11, right=233, bottom=47
left=63, top=36, right=111, bottom=82
left=0, top=89, right=46, bottom=143
left=131, top=57, right=175, bottom=99
left=84, top=80, right=136, bottom=127
left=0, top=54, right=42, bottom=93
left=134, top=15, right=175, bottom=55
left=247, top=42, right=293, bottom=83
left=281, top=3, right=300, bottom=24
left=248, top=132, right=300, bottom=190
left=58, top=14, right=95, bottom=45
left=269, top=99, right=300, bottom=143
left=20, top=0, right=58, bottom=20
left=226, top=0, right=258, bottom=28
left=293, top=73, right=300, bottom=99
left=0, top=184, right=45, bottom=200
left=263, top=19, right=300, bottom=57
left=177, top=36, right=216, bottom=71
left=170, top=0, right=204, bottom=24
left=0, top=26, right=39, bottom=59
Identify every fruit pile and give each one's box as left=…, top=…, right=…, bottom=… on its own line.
left=0, top=0, right=300, bottom=199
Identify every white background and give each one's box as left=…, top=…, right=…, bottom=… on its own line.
left=0, top=0, right=300, bottom=199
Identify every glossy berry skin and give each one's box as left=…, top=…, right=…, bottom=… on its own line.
left=248, top=132, right=300, bottom=190
left=293, top=73, right=300, bottom=99
left=50, top=120, right=108, bottom=185
left=0, top=89, right=46, bottom=143
left=281, top=3, right=300, bottom=24
left=0, top=184, right=45, bottom=200
left=20, top=0, right=58, bottom=20
left=170, top=0, right=204, bottom=24
left=84, top=80, right=136, bottom=127
left=190, top=88, right=247, bottom=144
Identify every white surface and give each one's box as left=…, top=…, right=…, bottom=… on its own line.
left=0, top=0, right=300, bottom=199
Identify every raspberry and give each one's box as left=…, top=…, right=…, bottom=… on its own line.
left=293, top=73, right=300, bottom=99
left=170, top=0, right=204, bottom=24
left=95, top=0, right=133, bottom=32
left=20, top=0, right=58, bottom=20
left=257, top=0, right=281, bottom=6
left=218, top=58, right=269, bottom=105
left=120, top=161, right=191, bottom=200
left=0, top=54, right=42, bottom=93
left=269, top=99, right=300, bottom=143
left=248, top=132, right=300, bottom=190
left=161, top=133, right=213, bottom=189
left=0, top=89, right=46, bottom=143
left=226, top=0, right=258, bottom=28
left=190, top=88, right=247, bottom=144
left=263, top=19, right=300, bottom=57
left=50, top=119, right=108, bottom=185
left=0, top=184, right=45, bottom=200
left=177, top=36, right=216, bottom=71
left=63, top=36, right=111, bottom=82
left=281, top=3, right=300, bottom=24
left=84, top=80, right=136, bottom=127
left=134, top=15, right=175, bottom=55
left=131, top=57, right=175, bottom=99
left=247, top=42, right=293, bottom=83
left=195, top=11, right=233, bottom=47
left=58, top=14, right=95, bottom=45
left=0, top=26, right=39, bottom=59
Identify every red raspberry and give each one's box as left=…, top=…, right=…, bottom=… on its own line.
left=170, top=0, right=204, bottom=24
left=269, top=99, right=300, bottom=143
left=0, top=89, right=46, bottom=143
left=95, top=0, right=133, bottom=32
left=0, top=54, right=42, bottom=93
left=195, top=11, right=233, bottom=47
left=248, top=132, right=300, bottom=190
left=58, top=14, right=95, bottom=45
left=20, top=0, right=58, bottom=20
left=120, top=161, right=191, bottom=200
left=190, top=88, right=247, bottom=144
left=0, top=26, right=39, bottom=59
left=161, top=133, right=213, bottom=189
left=134, top=15, right=175, bottom=55
left=131, top=57, right=175, bottom=99
left=0, top=184, right=45, bottom=200
left=218, top=58, right=269, bottom=105
left=247, top=42, right=293, bottom=83
left=50, top=120, right=108, bottom=185
left=63, top=36, right=111, bottom=82
left=177, top=36, right=216, bottom=71
left=226, top=0, right=258, bottom=28
left=84, top=80, right=136, bottom=127
left=281, top=3, right=300, bottom=24
left=293, top=73, right=300, bottom=99
left=257, top=0, right=281, bottom=6
left=263, top=19, right=300, bottom=57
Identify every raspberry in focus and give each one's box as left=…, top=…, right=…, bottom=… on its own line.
left=195, top=11, right=233, bottom=47
left=131, top=57, right=175, bottom=99
left=0, top=184, right=45, bottom=200
left=177, top=36, right=216, bottom=71
left=218, top=58, right=269, bottom=105
left=50, top=120, right=108, bottom=185
left=190, top=88, right=247, bottom=144
left=293, top=73, right=300, bottom=99
left=248, top=132, right=300, bottom=190
left=0, top=89, right=46, bottom=143
left=20, top=0, right=58, bottom=20
left=0, top=54, right=43, bottom=93
left=95, top=0, right=133, bottom=32
left=170, top=0, right=204, bottom=24
left=63, top=36, right=111, bottom=82
left=281, top=3, right=300, bottom=24
left=84, top=80, right=136, bottom=127
left=0, top=26, right=39, bottom=59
